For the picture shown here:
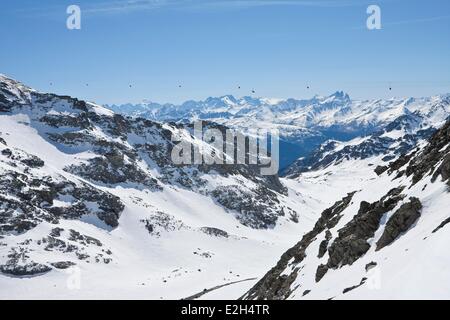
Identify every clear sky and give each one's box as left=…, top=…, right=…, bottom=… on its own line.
left=1, top=0, right=450, bottom=104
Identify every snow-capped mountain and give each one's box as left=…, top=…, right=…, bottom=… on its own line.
left=243, top=118, right=450, bottom=300
left=0, top=74, right=313, bottom=299
left=108, top=92, right=450, bottom=170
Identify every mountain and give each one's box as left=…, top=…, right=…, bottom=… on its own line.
left=1, top=73, right=449, bottom=299
left=0, top=74, right=314, bottom=299
left=243, top=118, right=450, bottom=300
left=108, top=92, right=450, bottom=170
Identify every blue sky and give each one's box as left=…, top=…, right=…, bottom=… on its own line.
left=1, top=0, right=450, bottom=104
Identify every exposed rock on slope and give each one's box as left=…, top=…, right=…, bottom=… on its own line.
left=284, top=114, right=436, bottom=178
left=0, top=74, right=290, bottom=231
left=242, top=192, right=356, bottom=300
left=405, top=119, right=450, bottom=185
left=244, top=117, right=450, bottom=300
left=326, top=189, right=404, bottom=267
left=0, top=147, right=124, bottom=233
left=0, top=74, right=297, bottom=281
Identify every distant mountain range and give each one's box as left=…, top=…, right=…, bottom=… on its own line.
left=108, top=92, right=450, bottom=170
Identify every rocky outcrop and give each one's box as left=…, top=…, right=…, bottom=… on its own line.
left=242, top=192, right=356, bottom=300
left=432, top=154, right=450, bottom=185
left=244, top=186, right=407, bottom=299
left=0, top=155, right=124, bottom=234
left=374, top=165, right=388, bottom=176
left=365, top=261, right=377, bottom=271
left=0, top=262, right=52, bottom=276
left=141, top=212, right=187, bottom=237
left=244, top=117, right=450, bottom=300
left=0, top=247, right=51, bottom=276
left=318, top=230, right=332, bottom=258
left=376, top=197, right=422, bottom=250
left=1, top=75, right=292, bottom=233
left=405, top=120, right=450, bottom=185
left=66, top=153, right=159, bottom=188
left=211, top=186, right=282, bottom=229
left=50, top=261, right=76, bottom=269
left=342, top=277, right=367, bottom=294
left=315, top=264, right=329, bottom=282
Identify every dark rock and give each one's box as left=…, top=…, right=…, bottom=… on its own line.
left=0, top=253, right=52, bottom=276
left=20, top=155, right=45, bottom=168
left=50, top=227, right=64, bottom=237
left=315, top=264, right=328, bottom=282
left=405, top=120, right=450, bottom=185
left=69, top=230, right=103, bottom=247
left=387, top=152, right=416, bottom=174
left=376, top=197, right=422, bottom=251
left=365, top=261, right=377, bottom=272
left=0, top=263, right=51, bottom=276
left=242, top=192, right=356, bottom=300
left=326, top=187, right=405, bottom=269
left=40, top=114, right=91, bottom=129
left=0, top=168, right=124, bottom=234
left=374, top=165, right=388, bottom=176
left=66, top=154, right=159, bottom=189
left=141, top=212, right=186, bottom=237
left=211, top=185, right=281, bottom=229
left=432, top=154, right=450, bottom=184
left=50, top=261, right=76, bottom=269
left=302, top=290, right=311, bottom=296
left=318, top=230, right=332, bottom=258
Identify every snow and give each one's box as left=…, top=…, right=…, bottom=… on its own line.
left=88, top=103, right=115, bottom=117
left=108, top=93, right=450, bottom=157
left=1, top=74, right=449, bottom=300
left=0, top=90, right=326, bottom=299
left=276, top=152, right=450, bottom=300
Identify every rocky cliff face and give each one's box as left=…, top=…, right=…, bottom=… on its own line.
left=283, top=113, right=438, bottom=177
left=243, top=117, right=450, bottom=300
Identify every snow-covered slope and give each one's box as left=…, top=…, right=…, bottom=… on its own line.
left=108, top=92, right=450, bottom=130
left=0, top=74, right=321, bottom=299
left=283, top=112, right=441, bottom=177
left=243, top=119, right=450, bottom=300
left=1, top=73, right=449, bottom=300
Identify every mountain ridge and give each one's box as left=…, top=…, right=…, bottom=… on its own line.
left=108, top=91, right=450, bottom=170
left=243, top=118, right=450, bottom=300
left=1, top=74, right=313, bottom=299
